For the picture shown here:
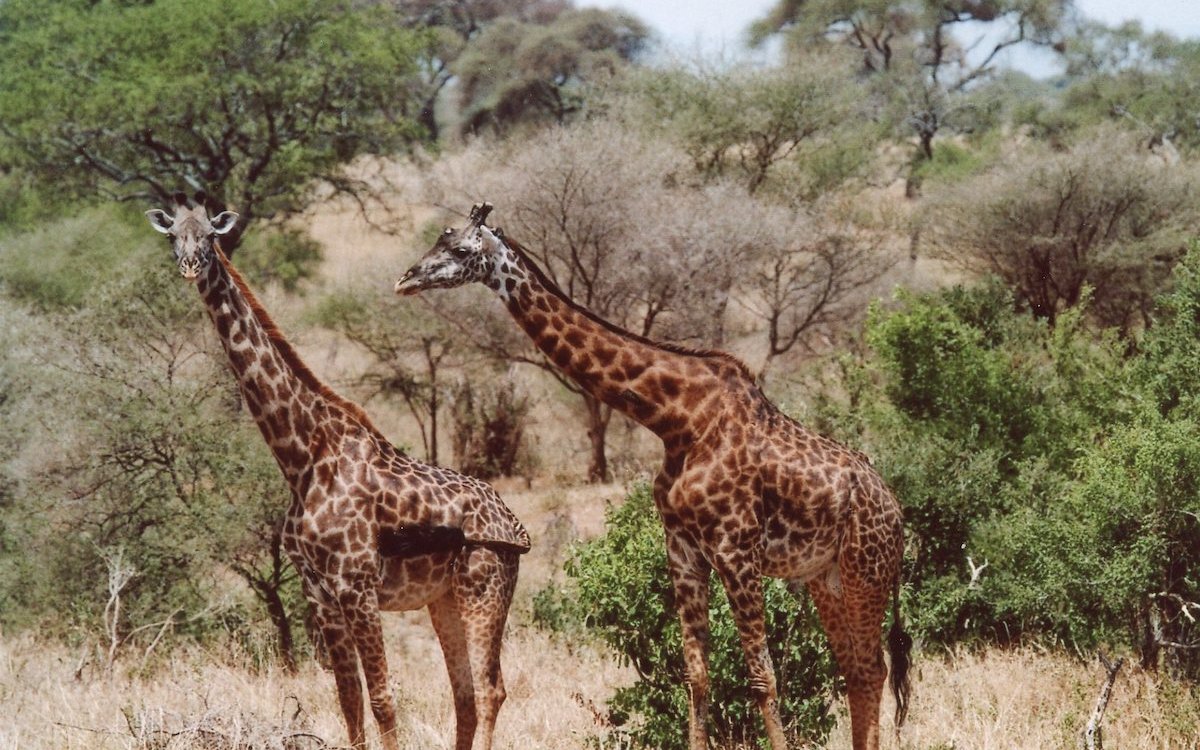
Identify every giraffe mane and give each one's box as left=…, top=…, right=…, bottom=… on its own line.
left=214, top=244, right=386, bottom=437
left=502, top=236, right=758, bottom=382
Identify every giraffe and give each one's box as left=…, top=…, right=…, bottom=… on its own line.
left=145, top=194, right=530, bottom=750
left=394, top=203, right=911, bottom=750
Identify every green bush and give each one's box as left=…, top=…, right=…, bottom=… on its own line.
left=537, top=484, right=837, bottom=749
left=0, top=204, right=147, bottom=310
left=981, top=414, right=1200, bottom=674
left=820, top=281, right=1127, bottom=646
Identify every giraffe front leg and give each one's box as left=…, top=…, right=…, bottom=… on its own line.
left=339, top=585, right=401, bottom=750
left=664, top=531, right=713, bottom=750
left=311, top=604, right=367, bottom=748
left=713, top=557, right=788, bottom=750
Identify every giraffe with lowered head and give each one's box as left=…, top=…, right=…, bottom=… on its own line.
left=146, top=194, right=530, bottom=750
left=395, top=203, right=911, bottom=750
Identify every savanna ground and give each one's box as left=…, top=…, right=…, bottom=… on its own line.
left=3, top=484, right=1197, bottom=749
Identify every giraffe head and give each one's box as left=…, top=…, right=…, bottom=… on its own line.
left=145, top=193, right=238, bottom=281
left=395, top=202, right=514, bottom=297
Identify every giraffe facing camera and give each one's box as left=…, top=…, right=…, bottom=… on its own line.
left=146, top=196, right=530, bottom=750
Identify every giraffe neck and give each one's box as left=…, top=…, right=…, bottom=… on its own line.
left=197, top=248, right=372, bottom=485
left=493, top=240, right=742, bottom=440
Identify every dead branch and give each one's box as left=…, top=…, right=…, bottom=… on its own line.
left=966, top=556, right=989, bottom=589
left=1083, top=651, right=1124, bottom=750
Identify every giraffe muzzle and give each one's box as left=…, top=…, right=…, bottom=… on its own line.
left=394, top=270, right=421, bottom=296
left=179, top=259, right=202, bottom=281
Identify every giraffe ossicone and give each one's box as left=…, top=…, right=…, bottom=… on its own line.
left=396, top=202, right=912, bottom=750
left=146, top=195, right=529, bottom=750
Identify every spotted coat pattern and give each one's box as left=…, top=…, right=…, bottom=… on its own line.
left=147, top=198, right=529, bottom=750
left=396, top=204, right=908, bottom=750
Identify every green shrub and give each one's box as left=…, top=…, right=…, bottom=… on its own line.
left=539, top=484, right=837, bottom=749
left=0, top=204, right=148, bottom=310
left=910, top=140, right=988, bottom=184
left=819, top=282, right=1128, bottom=646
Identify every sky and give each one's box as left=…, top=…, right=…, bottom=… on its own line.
left=582, top=0, right=1200, bottom=75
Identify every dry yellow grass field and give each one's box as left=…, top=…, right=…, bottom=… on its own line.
left=2, top=474, right=1197, bottom=750
left=2, top=485, right=1197, bottom=750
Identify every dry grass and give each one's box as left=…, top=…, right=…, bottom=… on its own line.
left=831, top=647, right=1200, bottom=750
left=5, top=622, right=1198, bottom=749
left=3, top=482, right=1196, bottom=750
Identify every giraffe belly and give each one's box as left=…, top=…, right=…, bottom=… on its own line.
left=375, top=550, right=457, bottom=611
left=761, top=540, right=837, bottom=582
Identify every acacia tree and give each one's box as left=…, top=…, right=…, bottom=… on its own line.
left=750, top=0, right=1070, bottom=168
left=920, top=126, right=1200, bottom=329
left=454, top=7, right=648, bottom=134
left=0, top=0, right=430, bottom=252
left=740, top=202, right=890, bottom=369
left=385, top=0, right=627, bottom=140
left=608, top=53, right=872, bottom=196
left=314, top=288, right=463, bottom=464
left=1057, top=24, right=1200, bottom=151
left=422, top=123, right=765, bottom=481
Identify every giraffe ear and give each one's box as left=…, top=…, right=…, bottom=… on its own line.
left=210, top=211, right=239, bottom=235
left=146, top=209, right=173, bottom=234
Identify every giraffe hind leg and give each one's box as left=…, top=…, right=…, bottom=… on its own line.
left=430, top=592, right=479, bottom=750
left=807, top=575, right=889, bottom=750
left=458, top=548, right=519, bottom=750
left=431, top=546, right=519, bottom=750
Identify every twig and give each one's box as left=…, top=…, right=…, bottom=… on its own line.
left=1083, top=651, right=1123, bottom=750
left=966, top=556, right=989, bottom=589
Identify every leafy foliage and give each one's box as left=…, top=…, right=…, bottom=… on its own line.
left=815, top=281, right=1128, bottom=644
left=537, top=484, right=837, bottom=749
left=0, top=0, right=430, bottom=249
left=0, top=204, right=147, bottom=310
left=815, top=257, right=1200, bottom=676
left=455, top=7, right=647, bottom=133
left=235, top=228, right=323, bottom=293
left=608, top=55, right=875, bottom=197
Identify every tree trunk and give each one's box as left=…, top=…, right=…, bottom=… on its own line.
left=260, top=579, right=297, bottom=674
left=238, top=528, right=299, bottom=673
left=418, top=99, right=440, bottom=143
left=583, top=394, right=612, bottom=483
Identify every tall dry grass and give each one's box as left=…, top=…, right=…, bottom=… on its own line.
left=4, top=625, right=1197, bottom=749
left=3, top=481, right=1196, bottom=750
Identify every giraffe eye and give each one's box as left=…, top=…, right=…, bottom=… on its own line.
left=451, top=245, right=470, bottom=257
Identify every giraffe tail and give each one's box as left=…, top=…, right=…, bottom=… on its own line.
left=887, top=574, right=913, bottom=727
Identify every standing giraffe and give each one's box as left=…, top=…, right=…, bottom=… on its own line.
left=395, top=203, right=911, bottom=750
left=145, top=195, right=530, bottom=750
